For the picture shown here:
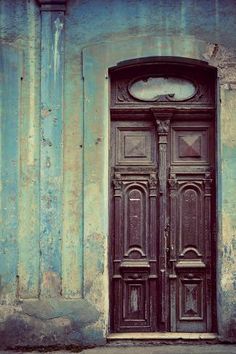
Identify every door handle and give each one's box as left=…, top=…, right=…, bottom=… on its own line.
left=164, top=222, right=170, bottom=264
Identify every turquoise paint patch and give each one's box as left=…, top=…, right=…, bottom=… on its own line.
left=0, top=45, right=21, bottom=295
left=40, top=11, right=64, bottom=295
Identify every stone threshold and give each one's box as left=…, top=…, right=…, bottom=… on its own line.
left=107, top=332, right=218, bottom=340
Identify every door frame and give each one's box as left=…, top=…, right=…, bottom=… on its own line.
left=108, top=57, right=217, bottom=334
left=82, top=36, right=235, bottom=339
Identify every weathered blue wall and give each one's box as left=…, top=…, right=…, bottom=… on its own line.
left=0, top=0, right=236, bottom=348
left=66, top=0, right=236, bottom=47
left=0, top=0, right=40, bottom=301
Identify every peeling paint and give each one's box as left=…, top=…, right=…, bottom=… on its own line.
left=41, top=271, right=61, bottom=297
left=221, top=89, right=236, bottom=148
left=41, top=107, right=52, bottom=118
left=53, top=17, right=63, bottom=84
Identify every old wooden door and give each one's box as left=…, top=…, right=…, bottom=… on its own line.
left=109, top=59, right=216, bottom=333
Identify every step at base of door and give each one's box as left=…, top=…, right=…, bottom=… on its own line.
left=107, top=333, right=218, bottom=341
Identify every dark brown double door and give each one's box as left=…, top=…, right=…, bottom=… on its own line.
left=110, top=113, right=215, bottom=333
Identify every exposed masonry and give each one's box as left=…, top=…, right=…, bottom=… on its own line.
left=204, top=44, right=236, bottom=87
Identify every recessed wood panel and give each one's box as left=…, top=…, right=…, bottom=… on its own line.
left=124, top=281, right=146, bottom=321
left=179, top=135, right=201, bottom=157
left=176, top=272, right=206, bottom=332
left=178, top=184, right=204, bottom=255
left=124, top=184, right=148, bottom=257
left=117, top=273, right=151, bottom=331
left=124, top=135, right=146, bottom=157
left=171, top=124, right=209, bottom=165
left=128, top=189, right=143, bottom=246
left=114, top=122, right=156, bottom=165
left=179, top=277, right=204, bottom=320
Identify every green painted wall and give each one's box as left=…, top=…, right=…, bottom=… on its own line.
left=0, top=0, right=236, bottom=348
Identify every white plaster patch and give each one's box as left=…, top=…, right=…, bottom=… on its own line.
left=53, top=18, right=63, bottom=85
left=86, top=273, right=105, bottom=314
left=220, top=88, right=236, bottom=147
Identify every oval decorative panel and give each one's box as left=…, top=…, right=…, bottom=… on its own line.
left=129, top=77, right=196, bottom=101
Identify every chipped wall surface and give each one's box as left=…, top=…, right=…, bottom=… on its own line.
left=0, top=0, right=236, bottom=348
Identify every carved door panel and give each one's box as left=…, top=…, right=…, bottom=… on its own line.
left=110, top=120, right=159, bottom=332
left=110, top=118, right=215, bottom=333
left=169, top=120, right=215, bottom=332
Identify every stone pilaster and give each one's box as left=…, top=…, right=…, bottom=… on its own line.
left=38, top=0, right=66, bottom=297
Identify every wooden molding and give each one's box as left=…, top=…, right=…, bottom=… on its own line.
left=37, top=0, right=67, bottom=11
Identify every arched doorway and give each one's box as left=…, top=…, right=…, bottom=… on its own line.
left=109, top=58, right=217, bottom=333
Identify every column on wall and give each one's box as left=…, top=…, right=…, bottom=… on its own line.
left=38, top=0, right=65, bottom=297
left=0, top=45, right=22, bottom=303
